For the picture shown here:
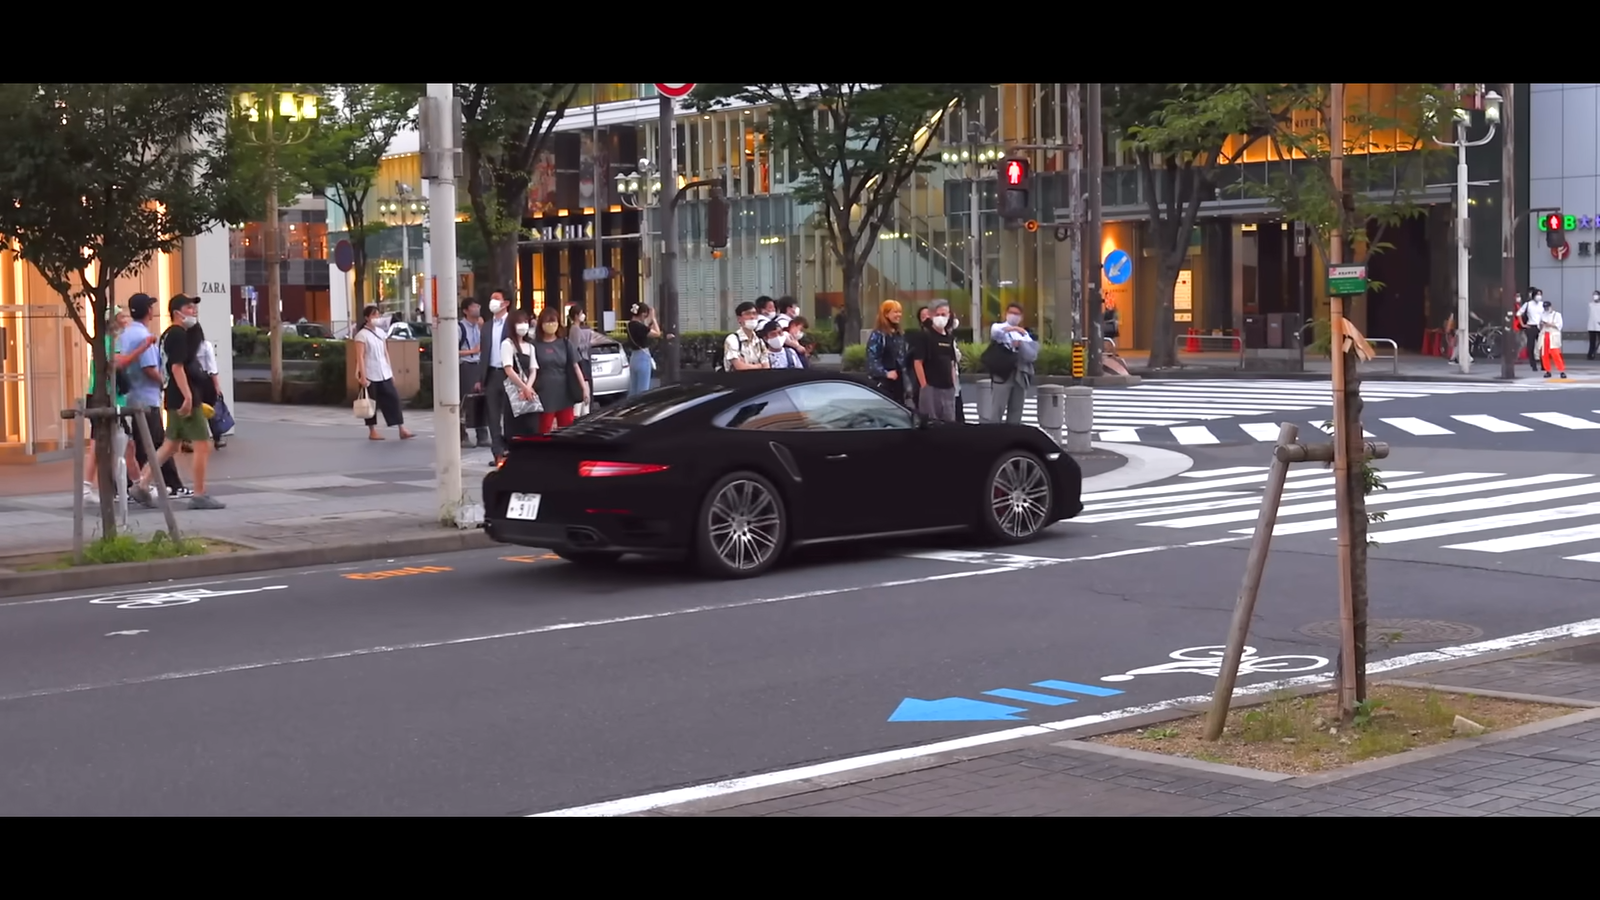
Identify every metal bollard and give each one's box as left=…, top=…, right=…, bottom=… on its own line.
left=1063, top=385, right=1093, bottom=453
left=1036, top=384, right=1066, bottom=433
left=972, top=378, right=995, bottom=423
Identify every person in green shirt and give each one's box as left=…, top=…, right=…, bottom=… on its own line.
left=83, top=307, right=134, bottom=500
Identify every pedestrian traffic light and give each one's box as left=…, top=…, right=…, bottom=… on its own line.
left=1543, top=211, right=1567, bottom=249
left=707, top=187, right=729, bottom=249
left=999, top=155, right=1031, bottom=224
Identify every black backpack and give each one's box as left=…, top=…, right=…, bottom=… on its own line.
left=980, top=340, right=1018, bottom=380
left=713, top=331, right=745, bottom=373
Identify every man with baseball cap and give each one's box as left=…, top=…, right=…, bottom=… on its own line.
left=132, top=295, right=225, bottom=509
left=118, top=292, right=188, bottom=501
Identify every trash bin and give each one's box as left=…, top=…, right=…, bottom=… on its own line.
left=1063, top=386, right=1093, bottom=452
left=1037, top=384, right=1066, bottom=432
left=1266, top=313, right=1284, bottom=349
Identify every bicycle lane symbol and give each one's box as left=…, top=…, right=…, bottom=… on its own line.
left=89, top=585, right=289, bottom=610
left=1100, top=645, right=1329, bottom=683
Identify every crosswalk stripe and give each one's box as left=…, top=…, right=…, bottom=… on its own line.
left=1239, top=423, right=1286, bottom=441
left=1235, top=476, right=1600, bottom=537
left=1169, top=426, right=1220, bottom=445
left=1180, top=467, right=1265, bottom=477
left=1081, top=467, right=1326, bottom=502
left=1096, top=429, right=1141, bottom=442
left=1445, top=521, right=1600, bottom=553
left=1147, top=472, right=1507, bottom=529
left=1564, top=551, right=1600, bottom=563
left=1522, top=412, right=1600, bottom=430
left=1381, top=417, right=1454, bottom=436
left=1450, top=414, right=1532, bottom=433
left=1374, top=502, right=1600, bottom=544
left=1308, top=421, right=1375, bottom=438
left=1078, top=472, right=1456, bottom=522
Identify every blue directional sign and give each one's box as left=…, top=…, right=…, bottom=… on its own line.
left=890, top=680, right=1125, bottom=722
left=1103, top=249, right=1132, bottom=285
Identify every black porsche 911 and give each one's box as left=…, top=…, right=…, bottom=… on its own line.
left=481, top=370, right=1083, bottom=579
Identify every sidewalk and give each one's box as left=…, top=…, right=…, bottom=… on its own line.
left=0, top=402, right=492, bottom=562
left=639, top=640, right=1600, bottom=817
left=1118, top=349, right=1600, bottom=384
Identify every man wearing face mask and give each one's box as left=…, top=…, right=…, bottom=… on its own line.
left=1518, top=289, right=1545, bottom=372
left=910, top=300, right=959, bottom=422
left=133, top=295, right=224, bottom=510
left=723, top=301, right=769, bottom=370
left=986, top=303, right=1037, bottom=425
left=760, top=319, right=802, bottom=368
left=1587, top=290, right=1600, bottom=360
left=476, top=289, right=513, bottom=459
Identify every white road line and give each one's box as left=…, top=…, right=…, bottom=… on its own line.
left=531, top=616, right=1600, bottom=816
left=0, top=576, right=275, bottom=609
left=1381, top=417, right=1454, bottom=436
left=1371, top=501, right=1600, bottom=545
left=1444, top=521, right=1600, bottom=553
left=1450, top=414, right=1532, bottom=433
left=1181, top=467, right=1265, bottom=478
left=1096, top=430, right=1141, bottom=443
left=1152, top=471, right=1517, bottom=529
left=1243, top=476, right=1600, bottom=537
left=1239, top=423, right=1286, bottom=441
left=1564, top=551, right=1600, bottom=563
left=0, top=537, right=1241, bottom=707
left=1169, top=426, right=1220, bottom=445
left=1082, top=468, right=1325, bottom=503
left=1522, top=412, right=1600, bottom=430
left=1309, top=421, right=1375, bottom=438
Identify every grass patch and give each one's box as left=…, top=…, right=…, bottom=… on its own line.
left=0, top=533, right=250, bottom=572
left=1091, top=685, right=1574, bottom=775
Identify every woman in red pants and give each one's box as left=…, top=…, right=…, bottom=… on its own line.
left=530, top=305, right=590, bottom=433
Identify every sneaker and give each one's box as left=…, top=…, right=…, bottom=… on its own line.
left=187, top=494, right=226, bottom=510
left=129, top=485, right=154, bottom=508
left=173, top=486, right=195, bottom=498
left=1545, top=372, right=1553, bottom=379
left=1561, top=373, right=1569, bottom=379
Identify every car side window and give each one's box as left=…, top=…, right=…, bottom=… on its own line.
left=713, top=389, right=810, bottom=431
left=785, top=382, right=914, bottom=431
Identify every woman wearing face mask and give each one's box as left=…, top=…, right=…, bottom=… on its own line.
left=354, top=304, right=414, bottom=441
left=626, top=303, right=659, bottom=396
left=566, top=303, right=596, bottom=416
left=500, top=310, right=541, bottom=437
left=530, top=305, right=590, bottom=434
left=1588, top=291, right=1600, bottom=360
left=866, top=300, right=909, bottom=406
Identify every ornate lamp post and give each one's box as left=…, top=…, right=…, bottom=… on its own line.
left=232, top=87, right=320, bottom=403
left=377, top=184, right=429, bottom=317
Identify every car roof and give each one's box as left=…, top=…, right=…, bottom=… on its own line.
left=685, top=369, right=875, bottom=401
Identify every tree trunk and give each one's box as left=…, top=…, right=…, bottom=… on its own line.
left=88, top=300, right=117, bottom=540
left=491, top=234, right=519, bottom=306
left=351, top=227, right=369, bottom=310
left=841, top=256, right=865, bottom=346
left=1343, top=345, right=1370, bottom=701
left=1147, top=259, right=1182, bottom=368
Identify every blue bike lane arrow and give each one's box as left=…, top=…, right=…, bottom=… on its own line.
left=889, top=681, right=1125, bottom=722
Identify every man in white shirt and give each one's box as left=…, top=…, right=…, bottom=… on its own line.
left=985, top=302, right=1037, bottom=425
left=1540, top=298, right=1568, bottom=379
left=476, top=289, right=513, bottom=457
left=724, top=301, right=769, bottom=370
left=1518, top=290, right=1544, bottom=372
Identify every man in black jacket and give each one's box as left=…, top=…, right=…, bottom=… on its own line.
left=476, top=289, right=512, bottom=459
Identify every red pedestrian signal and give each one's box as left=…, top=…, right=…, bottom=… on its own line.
left=999, top=155, right=1031, bottom=226
left=1005, top=159, right=1026, bottom=186
left=1545, top=211, right=1566, bottom=249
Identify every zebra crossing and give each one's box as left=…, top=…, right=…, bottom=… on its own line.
left=960, top=379, right=1582, bottom=445
left=1079, top=465, right=1600, bottom=567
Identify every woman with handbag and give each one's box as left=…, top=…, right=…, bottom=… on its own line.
left=353, top=304, right=414, bottom=441
left=566, top=303, right=596, bottom=417
left=188, top=321, right=229, bottom=450
left=530, top=305, right=590, bottom=434
left=499, top=310, right=543, bottom=440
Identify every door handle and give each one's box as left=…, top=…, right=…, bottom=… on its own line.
left=825, top=454, right=848, bottom=460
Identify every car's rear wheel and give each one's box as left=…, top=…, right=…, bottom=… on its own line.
left=981, top=450, right=1054, bottom=543
left=695, top=471, right=787, bottom=578
left=555, top=550, right=623, bottom=566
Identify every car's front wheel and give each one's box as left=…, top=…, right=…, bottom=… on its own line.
left=555, top=550, right=623, bottom=566
left=695, top=471, right=787, bottom=578
left=980, top=450, right=1054, bottom=543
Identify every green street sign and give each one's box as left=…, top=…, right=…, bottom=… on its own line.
left=1326, top=264, right=1368, bottom=296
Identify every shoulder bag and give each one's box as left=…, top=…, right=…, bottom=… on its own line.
left=503, top=348, right=543, bottom=418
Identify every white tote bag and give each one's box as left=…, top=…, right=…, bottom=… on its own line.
left=352, top=387, right=377, bottom=419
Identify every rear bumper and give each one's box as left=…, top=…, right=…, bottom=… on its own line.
left=484, top=518, right=682, bottom=555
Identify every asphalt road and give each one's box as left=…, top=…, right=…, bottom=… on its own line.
left=3, top=474, right=1595, bottom=816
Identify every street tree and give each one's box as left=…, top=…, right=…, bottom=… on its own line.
left=457, top=83, right=579, bottom=295
left=691, top=83, right=987, bottom=344
left=0, top=83, right=233, bottom=535
left=1110, top=84, right=1316, bottom=368
left=1230, top=82, right=1458, bottom=710
left=303, top=83, right=418, bottom=308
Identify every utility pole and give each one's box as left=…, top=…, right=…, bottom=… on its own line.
left=1063, top=84, right=1084, bottom=344
left=592, top=86, right=606, bottom=320
left=658, top=94, right=682, bottom=384
left=1327, top=82, right=1358, bottom=722
left=423, top=83, right=463, bottom=525
left=967, top=127, right=983, bottom=338
left=1500, top=84, right=1518, bottom=380
left=1086, top=83, right=1105, bottom=376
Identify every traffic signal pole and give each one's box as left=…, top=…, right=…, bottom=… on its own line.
left=658, top=94, right=681, bottom=385
left=1086, top=83, right=1105, bottom=377
left=1500, top=85, right=1516, bottom=381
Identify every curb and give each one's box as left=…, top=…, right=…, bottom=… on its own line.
left=1082, top=442, right=1193, bottom=493
left=0, top=529, right=498, bottom=596
left=1125, top=366, right=1555, bottom=385
left=612, top=632, right=1600, bottom=817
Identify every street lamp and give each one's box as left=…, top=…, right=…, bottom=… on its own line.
left=1433, top=88, right=1501, bottom=376
left=378, top=183, right=429, bottom=317
left=232, top=86, right=320, bottom=403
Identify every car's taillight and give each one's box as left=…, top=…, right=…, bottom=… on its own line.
left=578, top=460, right=669, bottom=477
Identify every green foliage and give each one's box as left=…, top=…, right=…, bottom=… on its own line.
left=80, top=530, right=205, bottom=566
left=220, top=83, right=325, bottom=223
left=303, top=84, right=418, bottom=306
left=456, top=83, right=580, bottom=288
left=690, top=83, right=986, bottom=344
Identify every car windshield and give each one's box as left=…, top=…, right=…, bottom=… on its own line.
left=408, top=322, right=431, bottom=337
left=591, top=383, right=731, bottom=426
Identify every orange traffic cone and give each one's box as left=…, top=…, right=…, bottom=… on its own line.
left=1185, top=328, right=1200, bottom=353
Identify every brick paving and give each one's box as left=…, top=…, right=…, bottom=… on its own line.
left=647, top=647, right=1600, bottom=818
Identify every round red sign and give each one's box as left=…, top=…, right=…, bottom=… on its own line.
left=655, top=83, right=696, bottom=98
left=1552, top=242, right=1571, bottom=261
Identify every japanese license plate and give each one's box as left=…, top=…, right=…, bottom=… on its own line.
left=505, top=493, right=542, bottom=520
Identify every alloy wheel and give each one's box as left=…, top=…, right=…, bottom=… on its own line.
left=991, top=455, right=1051, bottom=538
left=708, top=479, right=782, bottom=570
